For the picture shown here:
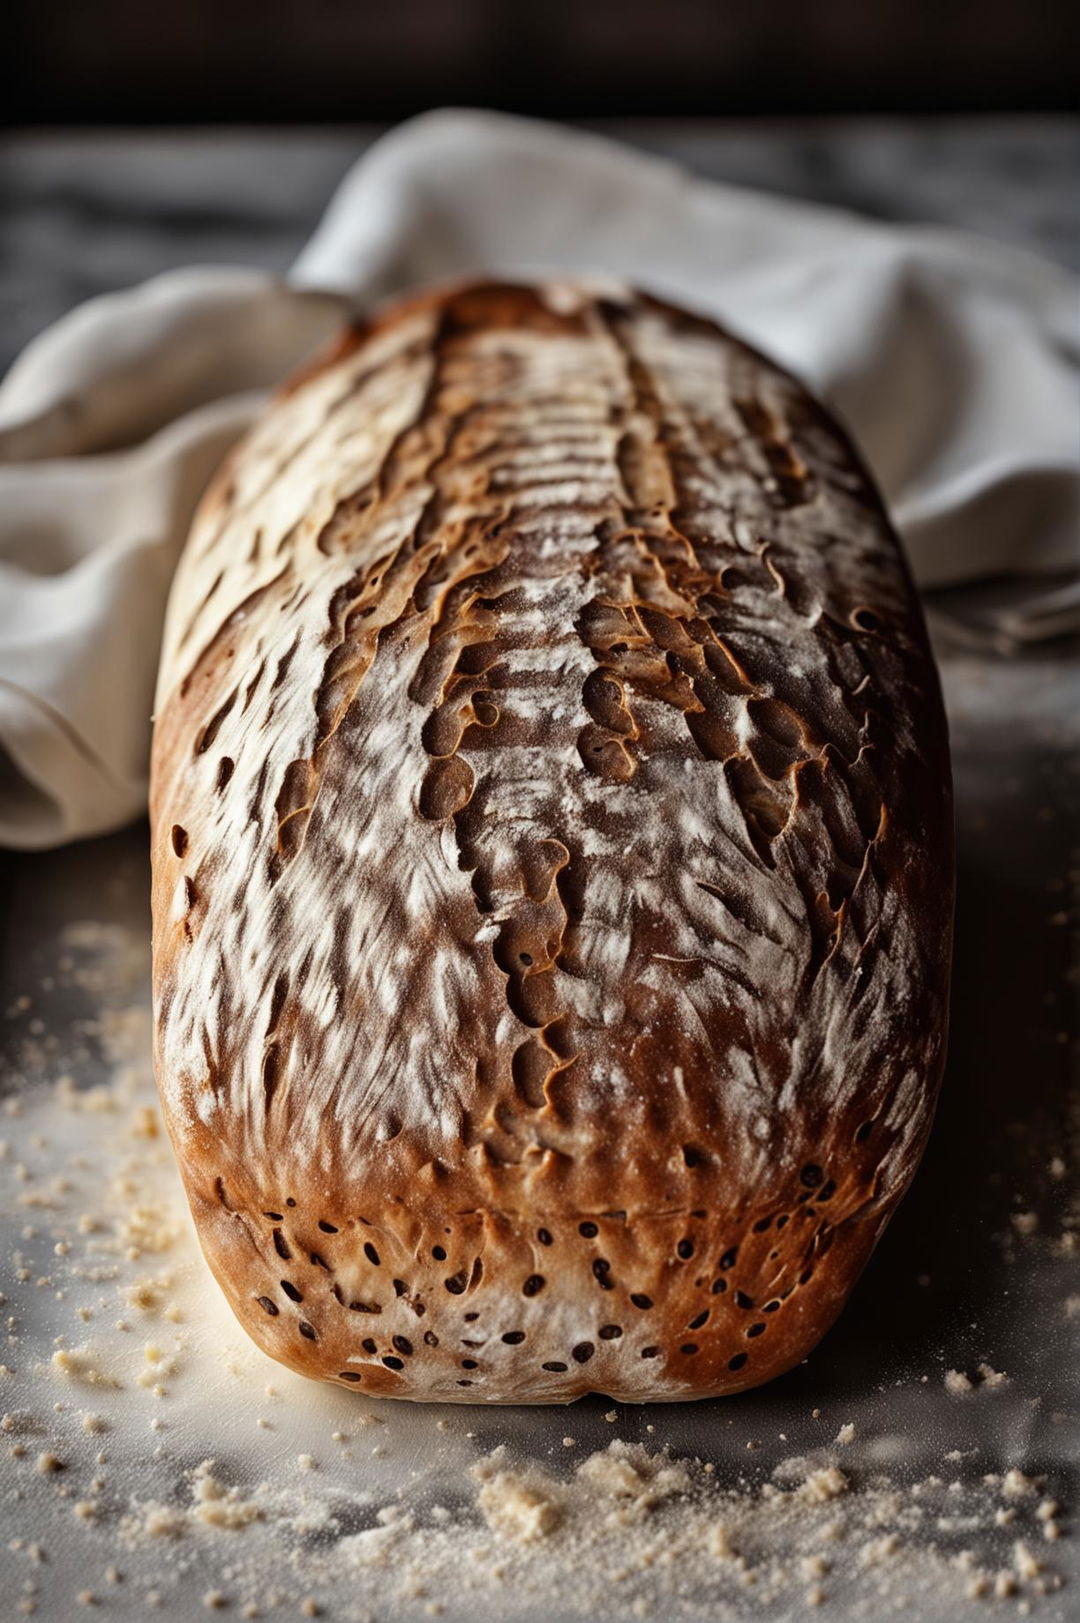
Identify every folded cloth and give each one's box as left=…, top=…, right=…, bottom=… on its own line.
left=0, top=109, right=1077, bottom=849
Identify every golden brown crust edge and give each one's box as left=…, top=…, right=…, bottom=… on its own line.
left=150, top=279, right=953, bottom=1403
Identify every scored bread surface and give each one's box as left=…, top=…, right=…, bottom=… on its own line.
left=150, top=280, right=953, bottom=1403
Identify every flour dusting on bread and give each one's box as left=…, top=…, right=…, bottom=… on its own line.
left=149, top=281, right=953, bottom=1402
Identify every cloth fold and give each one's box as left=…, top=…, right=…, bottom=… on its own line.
left=1, top=109, right=1077, bottom=849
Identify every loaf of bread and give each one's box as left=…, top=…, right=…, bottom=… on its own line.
left=150, top=281, right=953, bottom=1403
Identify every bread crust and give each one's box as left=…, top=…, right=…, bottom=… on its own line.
left=150, top=280, right=953, bottom=1403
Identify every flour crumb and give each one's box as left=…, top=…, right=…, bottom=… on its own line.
left=129, top=1502, right=186, bottom=1538
left=1013, top=1540, right=1041, bottom=1580
left=473, top=1455, right=561, bottom=1543
left=1002, top=1469, right=1038, bottom=1499
left=192, top=1462, right=262, bottom=1529
left=798, top=1467, right=849, bottom=1505
left=708, top=1524, right=734, bottom=1559
left=577, top=1440, right=692, bottom=1519
left=861, top=1533, right=900, bottom=1565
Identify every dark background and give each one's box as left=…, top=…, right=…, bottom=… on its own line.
left=7, top=0, right=1080, bottom=125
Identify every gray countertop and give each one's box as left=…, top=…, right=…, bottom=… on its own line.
left=0, top=119, right=1076, bottom=1623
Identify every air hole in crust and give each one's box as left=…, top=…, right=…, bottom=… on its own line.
left=578, top=1221, right=599, bottom=1238
left=392, top=1336, right=413, bottom=1356
left=688, top=1311, right=709, bottom=1330
left=501, top=1331, right=525, bottom=1345
left=630, top=1293, right=653, bottom=1310
left=855, top=1120, right=875, bottom=1143
left=361, top=1338, right=377, bottom=1354
left=445, top=1272, right=467, bottom=1295
left=286, top=1198, right=296, bottom=1208
left=572, top=1342, right=595, bottom=1364
left=641, top=1346, right=659, bottom=1359
left=318, top=1220, right=338, bottom=1234
left=851, top=607, right=882, bottom=632
left=215, top=756, right=235, bottom=791
left=537, top=1228, right=553, bottom=1246
left=800, top=1163, right=824, bottom=1188
left=818, top=1179, right=837, bottom=1201
left=682, top=1145, right=704, bottom=1167
left=423, top=1331, right=439, bottom=1347
left=382, top=1355, right=404, bottom=1370
left=432, top=1245, right=447, bottom=1261
left=598, top=1324, right=623, bottom=1340
left=728, top=1352, right=748, bottom=1371
left=171, top=825, right=188, bottom=857
left=262, top=1211, right=283, bottom=1221
left=280, top=1280, right=302, bottom=1303
left=338, top=1371, right=362, bottom=1382
left=522, top=1275, right=545, bottom=1297
left=461, top=1359, right=478, bottom=1370
left=753, top=1217, right=772, bottom=1233
left=256, top=1296, right=278, bottom=1316
left=298, top=1321, right=317, bottom=1341
left=764, top=1300, right=781, bottom=1313
left=735, top=1291, right=754, bottom=1309
left=592, top=1259, right=614, bottom=1289
left=542, top=1361, right=568, bottom=1372
left=681, top=1343, right=699, bottom=1355
left=348, top=1300, right=380, bottom=1314
left=719, top=1248, right=738, bottom=1270
left=711, top=1278, right=728, bottom=1295
left=364, top=1241, right=381, bottom=1266
left=747, top=1322, right=767, bottom=1338
left=677, top=1238, right=694, bottom=1259
left=272, top=1229, right=291, bottom=1260
left=393, top=1279, right=408, bottom=1297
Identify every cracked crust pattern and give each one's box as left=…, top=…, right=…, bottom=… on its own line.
left=150, top=281, right=953, bottom=1403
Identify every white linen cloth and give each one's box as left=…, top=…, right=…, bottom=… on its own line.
left=1, top=108, right=1076, bottom=849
